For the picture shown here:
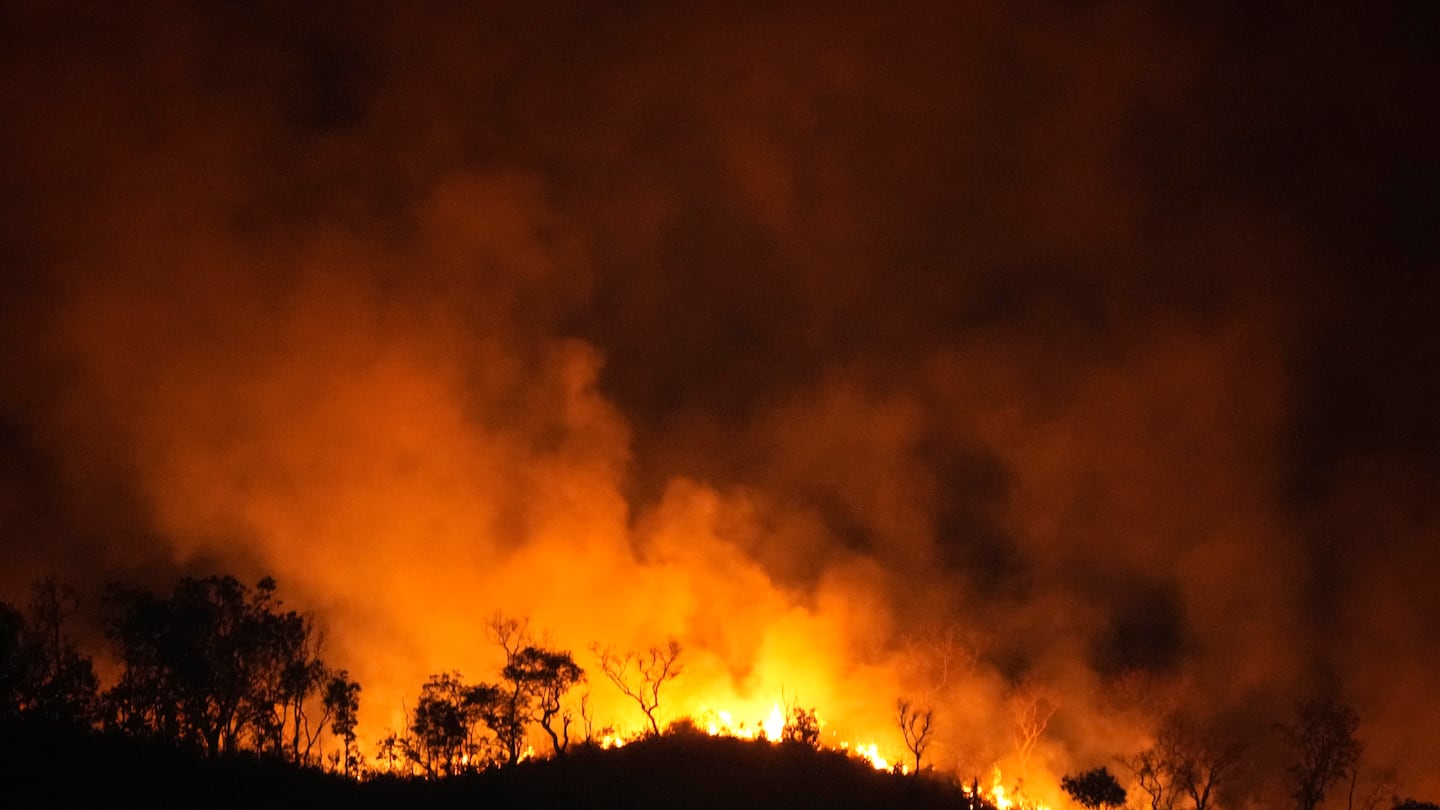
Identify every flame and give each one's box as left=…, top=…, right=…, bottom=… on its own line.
left=953, top=766, right=1050, bottom=810
left=763, top=703, right=785, bottom=741
left=992, top=782, right=1012, bottom=810
left=694, top=702, right=787, bottom=742
left=846, top=741, right=890, bottom=771
left=691, top=699, right=900, bottom=773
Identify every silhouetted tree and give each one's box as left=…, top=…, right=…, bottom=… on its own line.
left=594, top=639, right=683, bottom=736
left=0, top=580, right=98, bottom=727
left=375, top=731, right=411, bottom=775
left=1166, top=717, right=1246, bottom=810
left=1062, top=766, right=1128, bottom=810
left=1393, top=800, right=1440, bottom=810
left=1124, top=714, right=1246, bottom=810
left=783, top=705, right=821, bottom=748
left=1346, top=765, right=1398, bottom=810
left=897, top=698, right=934, bottom=775
left=411, top=673, right=467, bottom=775
left=1122, top=743, right=1180, bottom=810
left=577, top=688, right=613, bottom=745
left=410, top=671, right=500, bottom=776
left=102, top=574, right=329, bottom=757
left=1277, top=698, right=1363, bottom=810
left=506, top=645, right=584, bottom=756
left=286, top=623, right=332, bottom=763
left=323, top=670, right=361, bottom=776
left=486, top=615, right=537, bottom=765
left=251, top=614, right=332, bottom=763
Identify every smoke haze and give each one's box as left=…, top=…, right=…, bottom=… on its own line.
left=2, top=1, right=1435, bottom=798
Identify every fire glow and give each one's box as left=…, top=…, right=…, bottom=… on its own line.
left=3, top=0, right=1438, bottom=802
left=695, top=702, right=890, bottom=771
left=303, top=476, right=1073, bottom=807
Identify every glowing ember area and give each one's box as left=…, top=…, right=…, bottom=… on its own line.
left=697, top=704, right=788, bottom=742
left=951, top=768, right=1053, bottom=810
left=990, top=781, right=1011, bottom=810
left=763, top=703, right=785, bottom=742
left=840, top=742, right=891, bottom=772
left=694, top=700, right=900, bottom=773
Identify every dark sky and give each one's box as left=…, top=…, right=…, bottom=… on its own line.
left=1, top=0, right=1436, bottom=796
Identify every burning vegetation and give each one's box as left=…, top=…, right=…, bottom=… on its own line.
left=1, top=573, right=1433, bottom=810
left=1, top=2, right=1436, bottom=808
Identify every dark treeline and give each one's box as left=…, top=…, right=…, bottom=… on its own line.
left=2, top=573, right=1437, bottom=810
left=1056, top=699, right=1439, bottom=810
left=0, top=574, right=983, bottom=809
left=1, top=574, right=359, bottom=770
left=392, top=615, right=587, bottom=777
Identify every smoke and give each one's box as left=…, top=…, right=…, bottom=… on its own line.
left=2, top=0, right=1435, bottom=798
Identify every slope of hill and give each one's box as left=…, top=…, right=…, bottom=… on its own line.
left=1, top=721, right=984, bottom=810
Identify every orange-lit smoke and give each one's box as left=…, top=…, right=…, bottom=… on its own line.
left=0, top=1, right=1436, bottom=801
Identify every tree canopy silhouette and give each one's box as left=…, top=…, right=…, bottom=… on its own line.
left=0, top=580, right=98, bottom=728
left=1119, top=713, right=1247, bottom=810
left=409, top=670, right=498, bottom=776
left=896, top=698, right=934, bottom=775
left=323, top=670, right=361, bottom=776
left=594, top=639, right=683, bottom=737
left=487, top=614, right=534, bottom=765
left=102, top=574, right=343, bottom=760
left=1062, top=766, right=1127, bottom=810
left=506, top=645, right=584, bottom=755
left=1277, top=697, right=1363, bottom=810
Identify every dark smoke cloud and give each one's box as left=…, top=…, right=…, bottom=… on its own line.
left=2, top=0, right=1435, bottom=796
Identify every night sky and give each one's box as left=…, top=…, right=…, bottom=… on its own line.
left=1, top=1, right=1436, bottom=798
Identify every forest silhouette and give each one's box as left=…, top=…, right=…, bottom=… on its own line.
left=1, top=574, right=1434, bottom=810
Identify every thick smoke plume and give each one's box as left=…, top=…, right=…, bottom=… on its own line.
left=2, top=1, right=1435, bottom=799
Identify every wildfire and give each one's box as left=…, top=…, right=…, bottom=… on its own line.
left=696, top=702, right=787, bottom=741
left=839, top=741, right=891, bottom=771
left=958, top=767, right=1051, bottom=810
left=681, top=698, right=1056, bottom=809
left=691, top=699, right=901, bottom=773
left=763, top=703, right=785, bottom=741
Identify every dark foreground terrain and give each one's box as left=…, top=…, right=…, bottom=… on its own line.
left=1, top=722, right=985, bottom=810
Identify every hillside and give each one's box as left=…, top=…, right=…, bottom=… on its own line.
left=1, top=721, right=985, bottom=810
